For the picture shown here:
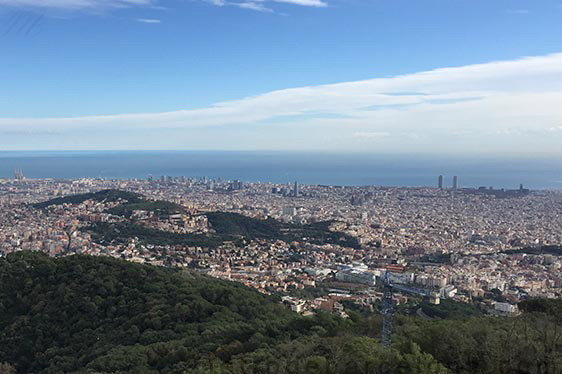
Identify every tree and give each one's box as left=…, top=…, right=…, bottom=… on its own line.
left=0, top=362, right=16, bottom=374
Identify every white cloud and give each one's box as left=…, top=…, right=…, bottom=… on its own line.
left=0, top=0, right=152, bottom=9
left=205, top=0, right=327, bottom=12
left=0, top=0, right=327, bottom=12
left=207, top=0, right=226, bottom=6
left=2, top=53, right=562, bottom=153
left=353, top=132, right=391, bottom=140
left=272, top=0, right=326, bottom=7
left=236, top=2, right=273, bottom=12
left=136, top=17, right=160, bottom=23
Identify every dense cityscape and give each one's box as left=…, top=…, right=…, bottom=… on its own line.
left=2, top=172, right=561, bottom=318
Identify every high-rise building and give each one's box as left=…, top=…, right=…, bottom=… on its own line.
left=438, top=175, right=443, bottom=189
left=293, top=181, right=299, bottom=197
left=229, top=180, right=243, bottom=191
left=452, top=176, right=458, bottom=190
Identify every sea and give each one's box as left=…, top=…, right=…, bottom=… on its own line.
left=1, top=151, right=562, bottom=190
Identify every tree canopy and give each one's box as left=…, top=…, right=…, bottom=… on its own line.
left=1, top=252, right=561, bottom=374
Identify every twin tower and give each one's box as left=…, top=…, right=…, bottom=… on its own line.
left=438, top=175, right=458, bottom=190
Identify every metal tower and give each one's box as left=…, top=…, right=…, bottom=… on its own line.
left=381, top=272, right=393, bottom=350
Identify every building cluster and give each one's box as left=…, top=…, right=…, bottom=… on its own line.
left=1, top=175, right=562, bottom=316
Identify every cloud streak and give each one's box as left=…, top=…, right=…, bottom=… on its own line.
left=205, top=0, right=327, bottom=12
left=272, top=0, right=326, bottom=7
left=0, top=0, right=152, bottom=9
left=2, top=53, right=562, bottom=152
left=236, top=2, right=273, bottom=12
left=0, top=0, right=327, bottom=10
left=136, top=17, right=160, bottom=23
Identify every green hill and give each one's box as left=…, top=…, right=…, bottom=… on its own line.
left=106, top=200, right=186, bottom=218
left=0, top=252, right=447, bottom=374
left=87, top=221, right=225, bottom=248
left=33, top=190, right=143, bottom=209
left=86, top=212, right=360, bottom=249
left=206, top=212, right=360, bottom=248
left=33, top=191, right=359, bottom=249
left=1, top=252, right=561, bottom=374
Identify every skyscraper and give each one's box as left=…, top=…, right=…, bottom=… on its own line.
left=438, top=175, right=443, bottom=189
left=453, top=176, right=458, bottom=190
left=293, top=181, right=299, bottom=197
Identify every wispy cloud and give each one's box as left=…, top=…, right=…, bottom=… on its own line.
left=0, top=0, right=328, bottom=13
left=353, top=132, right=391, bottom=140
left=236, top=2, right=273, bottom=12
left=0, top=0, right=153, bottom=10
left=207, top=0, right=226, bottom=6
left=272, top=0, right=326, bottom=7
left=2, top=53, right=562, bottom=152
left=205, top=0, right=327, bottom=12
left=136, top=17, right=160, bottom=23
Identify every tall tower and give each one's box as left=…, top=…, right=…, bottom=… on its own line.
left=438, top=175, right=443, bottom=189
left=453, top=176, right=458, bottom=190
left=381, top=272, right=394, bottom=350
left=293, top=181, right=299, bottom=197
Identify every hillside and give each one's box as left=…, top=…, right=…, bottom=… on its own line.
left=33, top=190, right=143, bottom=209
left=86, top=212, right=359, bottom=249
left=1, top=252, right=562, bottom=374
left=0, top=252, right=445, bottom=374
left=33, top=190, right=359, bottom=249
left=87, top=221, right=225, bottom=248
left=206, top=212, right=361, bottom=248
left=106, top=200, right=186, bottom=218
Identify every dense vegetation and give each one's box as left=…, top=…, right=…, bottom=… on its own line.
left=206, top=212, right=360, bottom=248
left=0, top=252, right=446, bottom=374
left=1, top=252, right=562, bottom=374
left=502, top=245, right=562, bottom=256
left=33, top=190, right=143, bottom=209
left=34, top=190, right=359, bottom=249
left=87, top=213, right=359, bottom=250
left=107, top=200, right=186, bottom=218
left=87, top=222, right=226, bottom=248
left=419, top=299, right=483, bottom=319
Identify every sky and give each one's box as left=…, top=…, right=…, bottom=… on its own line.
left=1, top=0, right=562, bottom=153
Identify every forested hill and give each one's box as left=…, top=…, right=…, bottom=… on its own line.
left=32, top=189, right=144, bottom=209
left=1, top=252, right=562, bottom=374
left=32, top=190, right=360, bottom=249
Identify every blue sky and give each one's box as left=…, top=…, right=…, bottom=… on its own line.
left=1, top=0, right=562, bottom=152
